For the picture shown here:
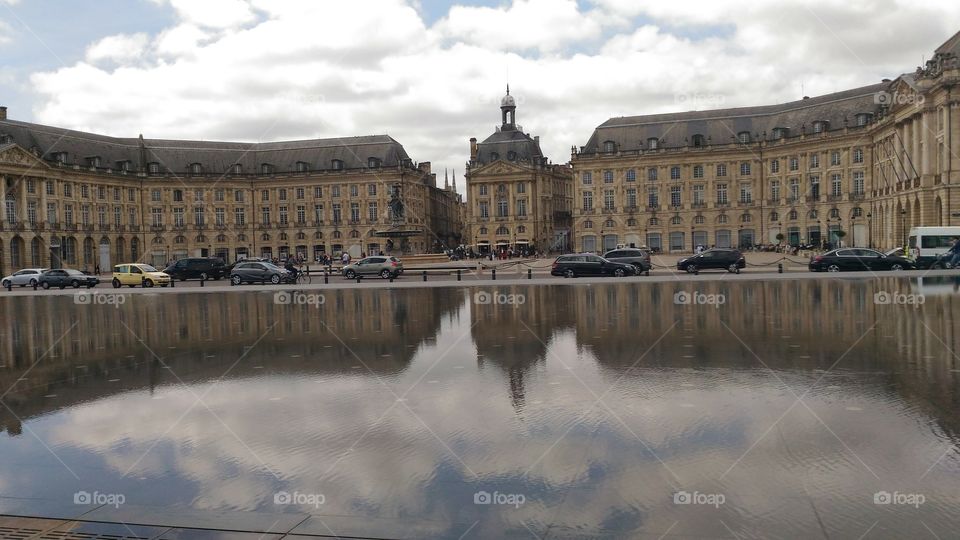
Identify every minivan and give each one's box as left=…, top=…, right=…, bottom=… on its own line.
left=907, top=227, right=960, bottom=269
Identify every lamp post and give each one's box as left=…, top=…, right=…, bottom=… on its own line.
left=837, top=217, right=843, bottom=248
left=816, top=220, right=822, bottom=250
left=900, top=208, right=907, bottom=251
left=866, top=212, right=872, bottom=249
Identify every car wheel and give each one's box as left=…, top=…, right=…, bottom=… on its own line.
left=29, top=279, right=37, bottom=287
left=686, top=264, right=697, bottom=274
left=231, top=275, right=242, bottom=285
left=71, top=280, right=80, bottom=288
left=380, top=269, right=392, bottom=279
left=143, top=279, right=154, bottom=288
left=827, top=264, right=841, bottom=272
left=41, top=282, right=50, bottom=289
left=564, top=269, right=575, bottom=278
left=112, top=279, right=121, bottom=289
left=890, top=263, right=904, bottom=271
left=614, top=268, right=626, bottom=277
left=200, top=272, right=208, bottom=281
left=727, top=263, right=739, bottom=273
left=345, top=270, right=356, bottom=279
left=0, top=279, right=9, bottom=289
left=270, top=274, right=281, bottom=284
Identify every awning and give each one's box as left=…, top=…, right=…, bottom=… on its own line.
left=515, top=240, right=530, bottom=244
left=496, top=241, right=509, bottom=245
left=477, top=241, right=490, bottom=245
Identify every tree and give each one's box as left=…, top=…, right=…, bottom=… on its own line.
left=775, top=233, right=785, bottom=242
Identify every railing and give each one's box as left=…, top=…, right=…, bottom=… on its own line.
left=128, top=225, right=140, bottom=232
left=150, top=225, right=165, bottom=231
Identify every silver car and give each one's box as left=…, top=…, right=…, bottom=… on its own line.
left=230, top=261, right=291, bottom=285
left=342, top=256, right=403, bottom=279
left=2, top=268, right=48, bottom=288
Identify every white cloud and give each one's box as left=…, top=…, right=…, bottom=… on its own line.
left=85, top=33, right=150, bottom=64
left=23, top=0, right=960, bottom=185
left=0, top=19, right=12, bottom=45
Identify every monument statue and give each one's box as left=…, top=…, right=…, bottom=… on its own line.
left=388, top=184, right=405, bottom=222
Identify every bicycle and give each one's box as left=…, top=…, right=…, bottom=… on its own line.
left=295, top=265, right=312, bottom=284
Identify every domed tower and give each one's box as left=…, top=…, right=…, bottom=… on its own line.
left=501, top=85, right=516, bottom=130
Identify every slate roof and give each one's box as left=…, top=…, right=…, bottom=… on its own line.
left=0, top=118, right=412, bottom=174
left=475, top=128, right=544, bottom=166
left=582, top=82, right=890, bottom=154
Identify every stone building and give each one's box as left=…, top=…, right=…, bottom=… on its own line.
left=465, top=88, right=573, bottom=254
left=0, top=112, right=463, bottom=273
left=571, top=31, right=960, bottom=253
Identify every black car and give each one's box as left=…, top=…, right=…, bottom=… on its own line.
left=677, top=249, right=746, bottom=273
left=602, top=248, right=652, bottom=272
left=164, top=257, right=228, bottom=281
left=551, top=254, right=638, bottom=278
left=39, top=269, right=100, bottom=289
left=809, top=248, right=914, bottom=272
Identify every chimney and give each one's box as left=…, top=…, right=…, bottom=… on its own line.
left=418, top=161, right=431, bottom=175
left=469, top=137, right=478, bottom=161
left=0, top=106, right=6, bottom=120
left=534, top=135, right=540, bottom=146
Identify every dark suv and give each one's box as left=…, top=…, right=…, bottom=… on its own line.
left=551, top=254, right=637, bottom=278
left=164, top=257, right=228, bottom=281
left=602, top=248, right=652, bottom=272
left=677, top=249, right=746, bottom=273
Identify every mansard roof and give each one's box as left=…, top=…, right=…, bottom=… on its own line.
left=0, top=118, right=412, bottom=174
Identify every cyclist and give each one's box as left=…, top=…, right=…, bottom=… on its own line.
left=284, top=259, right=300, bottom=282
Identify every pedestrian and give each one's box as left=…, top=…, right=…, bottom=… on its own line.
left=948, top=237, right=960, bottom=268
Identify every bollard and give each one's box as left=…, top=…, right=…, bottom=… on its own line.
left=694, top=268, right=699, bottom=275
left=778, top=263, right=783, bottom=274
left=528, top=268, right=532, bottom=280
left=230, top=277, right=235, bottom=286
left=324, top=271, right=329, bottom=284
left=141, top=276, right=146, bottom=287
left=422, top=271, right=427, bottom=282
left=457, top=269, right=462, bottom=281
left=492, top=268, right=496, bottom=281
left=5, top=281, right=10, bottom=291
left=645, top=269, right=650, bottom=277
left=171, top=278, right=175, bottom=288
left=200, top=277, right=204, bottom=287
left=735, top=267, right=740, bottom=274
left=389, top=274, right=394, bottom=283
left=33, top=281, right=37, bottom=290
left=356, top=275, right=362, bottom=283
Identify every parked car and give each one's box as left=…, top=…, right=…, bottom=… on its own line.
left=809, top=248, right=915, bottom=272
left=230, top=261, right=291, bottom=285
left=112, top=263, right=171, bottom=288
left=342, top=256, right=404, bottom=279
left=39, top=269, right=100, bottom=289
left=602, top=248, right=651, bottom=272
left=163, top=257, right=228, bottom=281
left=677, top=249, right=746, bottom=273
left=551, top=254, right=638, bottom=278
left=1, top=268, right=48, bottom=288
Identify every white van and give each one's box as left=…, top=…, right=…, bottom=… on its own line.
left=907, top=227, right=960, bottom=268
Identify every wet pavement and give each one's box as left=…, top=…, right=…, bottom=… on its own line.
left=0, top=276, right=959, bottom=538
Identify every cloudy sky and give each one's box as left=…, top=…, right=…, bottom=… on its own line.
left=2, top=0, right=960, bottom=184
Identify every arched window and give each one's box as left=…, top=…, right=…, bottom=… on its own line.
left=190, top=163, right=202, bottom=175
left=625, top=169, right=636, bottom=182
left=517, top=225, right=526, bottom=233
left=648, top=217, right=659, bottom=226
left=829, top=208, right=840, bottom=218
left=737, top=131, right=751, bottom=144
left=627, top=218, right=637, bottom=226
left=260, top=163, right=273, bottom=175
left=694, top=215, right=705, bottom=224
left=770, top=212, right=780, bottom=221
left=496, top=225, right=509, bottom=235
left=789, top=210, right=798, bottom=220
left=852, top=207, right=863, bottom=218
left=670, top=216, right=682, bottom=225
left=333, top=231, right=342, bottom=239
left=604, top=219, right=615, bottom=228
left=296, top=232, right=306, bottom=240
left=331, top=159, right=344, bottom=170
left=717, top=214, right=728, bottom=224
left=174, top=235, right=186, bottom=244
left=216, top=234, right=227, bottom=242
left=479, top=227, right=488, bottom=235
left=350, top=230, right=360, bottom=238
left=808, top=210, right=817, bottom=219
left=583, top=220, right=593, bottom=229
left=602, top=140, right=616, bottom=153
left=279, top=232, right=288, bottom=241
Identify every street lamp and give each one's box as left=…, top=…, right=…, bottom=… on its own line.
left=866, top=212, right=872, bottom=249
left=900, top=208, right=907, bottom=251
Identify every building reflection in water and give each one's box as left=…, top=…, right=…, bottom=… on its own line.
left=0, top=278, right=958, bottom=538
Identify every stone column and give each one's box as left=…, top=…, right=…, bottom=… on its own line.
left=951, top=101, right=960, bottom=184
left=921, top=110, right=933, bottom=178
left=912, top=115, right=921, bottom=178
left=900, top=122, right=909, bottom=180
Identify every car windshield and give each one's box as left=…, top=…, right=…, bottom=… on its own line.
left=138, top=265, right=159, bottom=272
left=262, top=262, right=282, bottom=271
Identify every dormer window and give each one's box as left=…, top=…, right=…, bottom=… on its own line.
left=331, top=159, right=343, bottom=170
left=296, top=161, right=310, bottom=173
left=190, top=163, right=202, bottom=175
left=232, top=163, right=242, bottom=174
left=691, top=134, right=705, bottom=148
left=772, top=127, right=788, bottom=140
left=148, top=162, right=160, bottom=174
left=506, top=151, right=517, bottom=161
left=0, top=133, right=10, bottom=144
left=261, top=163, right=273, bottom=175
left=855, top=113, right=872, bottom=126
left=56, top=152, right=68, bottom=164
left=737, top=131, right=751, bottom=144
left=367, top=157, right=381, bottom=169
left=116, top=160, right=130, bottom=172
left=602, top=140, right=616, bottom=153
left=647, top=137, right=659, bottom=150
left=87, top=156, right=101, bottom=168
left=489, top=152, right=500, bottom=161
left=812, top=121, right=828, bottom=133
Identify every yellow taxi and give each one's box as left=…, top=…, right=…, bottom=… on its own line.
left=112, top=263, right=171, bottom=288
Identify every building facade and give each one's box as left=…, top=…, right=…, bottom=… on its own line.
left=465, top=89, right=573, bottom=254
left=571, top=31, right=960, bottom=253
left=0, top=114, right=463, bottom=274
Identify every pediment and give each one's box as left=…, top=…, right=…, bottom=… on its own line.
left=0, top=144, right=50, bottom=169
left=471, top=159, right=531, bottom=177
